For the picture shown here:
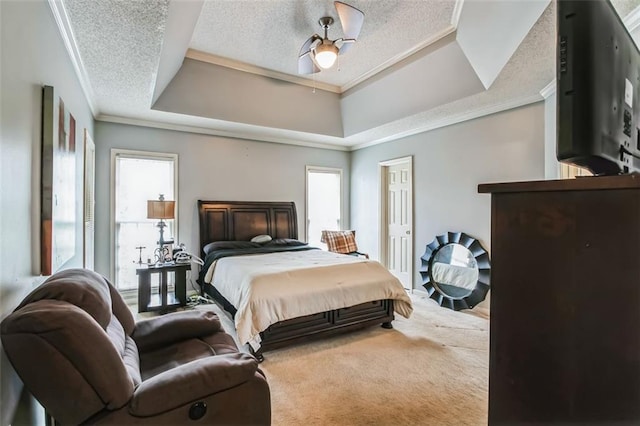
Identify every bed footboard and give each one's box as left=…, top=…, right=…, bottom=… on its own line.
left=257, top=299, right=395, bottom=356
left=202, top=281, right=394, bottom=361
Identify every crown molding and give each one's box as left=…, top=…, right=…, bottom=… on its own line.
left=188, top=24, right=456, bottom=95
left=96, top=113, right=350, bottom=151
left=341, top=25, right=457, bottom=92
left=97, top=93, right=544, bottom=154
left=185, top=49, right=342, bottom=94
left=451, top=0, right=465, bottom=28
left=624, top=5, right=640, bottom=32
left=539, top=79, right=556, bottom=99
left=47, top=0, right=98, bottom=116
left=351, top=93, right=543, bottom=151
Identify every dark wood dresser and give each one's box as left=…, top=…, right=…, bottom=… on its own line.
left=479, top=175, right=640, bottom=425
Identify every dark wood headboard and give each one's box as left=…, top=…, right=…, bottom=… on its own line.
left=198, top=201, right=298, bottom=256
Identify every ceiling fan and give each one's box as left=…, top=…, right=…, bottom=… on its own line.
left=298, top=1, right=365, bottom=74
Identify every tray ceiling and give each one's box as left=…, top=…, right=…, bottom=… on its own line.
left=58, top=0, right=640, bottom=149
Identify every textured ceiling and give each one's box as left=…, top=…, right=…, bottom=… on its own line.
left=63, top=0, right=170, bottom=117
left=190, top=0, right=456, bottom=88
left=58, top=0, right=640, bottom=149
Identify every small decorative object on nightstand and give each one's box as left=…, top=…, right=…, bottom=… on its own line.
left=134, top=246, right=146, bottom=265
left=136, top=262, right=190, bottom=313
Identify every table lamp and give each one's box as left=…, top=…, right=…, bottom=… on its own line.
left=147, top=194, right=175, bottom=263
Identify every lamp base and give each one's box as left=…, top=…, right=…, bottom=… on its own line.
left=153, top=219, right=175, bottom=264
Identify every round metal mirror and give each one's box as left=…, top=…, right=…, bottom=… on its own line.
left=419, top=232, right=490, bottom=311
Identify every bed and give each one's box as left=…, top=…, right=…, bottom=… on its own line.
left=197, top=200, right=412, bottom=360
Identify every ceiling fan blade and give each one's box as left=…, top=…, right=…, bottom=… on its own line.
left=299, top=35, right=320, bottom=57
left=298, top=35, right=321, bottom=74
left=335, top=1, right=364, bottom=41
left=298, top=52, right=320, bottom=74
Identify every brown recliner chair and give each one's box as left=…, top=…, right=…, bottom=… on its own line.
left=1, top=268, right=270, bottom=425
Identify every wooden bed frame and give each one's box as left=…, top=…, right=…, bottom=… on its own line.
left=197, top=200, right=395, bottom=360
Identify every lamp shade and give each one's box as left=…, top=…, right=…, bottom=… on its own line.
left=147, top=200, right=175, bottom=219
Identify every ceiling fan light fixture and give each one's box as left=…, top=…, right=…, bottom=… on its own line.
left=298, top=2, right=364, bottom=75
left=313, top=43, right=339, bottom=69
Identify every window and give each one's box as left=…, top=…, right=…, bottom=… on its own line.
left=560, top=163, right=592, bottom=179
left=112, top=150, right=178, bottom=290
left=306, top=166, right=342, bottom=248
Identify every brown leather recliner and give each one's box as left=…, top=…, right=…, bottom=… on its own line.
left=1, top=268, right=270, bottom=425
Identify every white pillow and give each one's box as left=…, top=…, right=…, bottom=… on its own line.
left=251, top=234, right=272, bottom=244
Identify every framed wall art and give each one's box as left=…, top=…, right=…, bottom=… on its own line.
left=41, top=85, right=77, bottom=275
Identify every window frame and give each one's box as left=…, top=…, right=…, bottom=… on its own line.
left=110, top=149, right=179, bottom=283
left=305, top=165, right=343, bottom=245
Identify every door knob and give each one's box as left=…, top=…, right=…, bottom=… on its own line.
left=406, top=230, right=411, bottom=235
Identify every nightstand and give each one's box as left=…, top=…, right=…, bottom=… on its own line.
left=136, top=262, right=190, bottom=313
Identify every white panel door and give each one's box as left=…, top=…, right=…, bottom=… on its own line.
left=387, top=163, right=412, bottom=289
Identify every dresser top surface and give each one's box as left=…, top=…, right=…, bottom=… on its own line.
left=478, top=174, right=640, bottom=194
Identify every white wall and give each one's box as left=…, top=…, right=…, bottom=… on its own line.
left=544, top=90, right=560, bottom=179
left=350, top=102, right=546, bottom=290
left=154, top=59, right=344, bottom=137
left=93, top=122, right=351, bottom=281
left=0, top=0, right=95, bottom=423
left=341, top=34, right=485, bottom=137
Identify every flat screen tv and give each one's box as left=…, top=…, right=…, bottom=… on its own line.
left=557, top=0, right=640, bottom=175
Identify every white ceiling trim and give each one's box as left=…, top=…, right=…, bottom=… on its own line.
left=97, top=92, right=544, bottom=153
left=185, top=49, right=342, bottom=94
left=624, top=5, right=640, bottom=31
left=540, top=79, right=556, bottom=99
left=341, top=25, right=457, bottom=92
left=47, top=0, right=98, bottom=115
left=187, top=25, right=457, bottom=96
left=96, top=113, right=350, bottom=151
left=451, top=0, right=465, bottom=28
left=350, top=92, right=544, bottom=151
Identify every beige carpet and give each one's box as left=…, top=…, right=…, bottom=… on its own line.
left=205, top=294, right=489, bottom=426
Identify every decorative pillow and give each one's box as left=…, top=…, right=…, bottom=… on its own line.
left=251, top=234, right=272, bottom=244
left=203, top=240, right=260, bottom=255
left=321, top=230, right=358, bottom=254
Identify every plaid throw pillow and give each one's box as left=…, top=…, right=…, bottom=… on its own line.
left=321, top=230, right=358, bottom=254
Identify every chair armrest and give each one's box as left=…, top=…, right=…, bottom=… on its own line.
left=133, top=310, right=222, bottom=352
left=129, top=353, right=259, bottom=417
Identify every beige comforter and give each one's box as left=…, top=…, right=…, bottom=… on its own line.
left=203, top=249, right=413, bottom=350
